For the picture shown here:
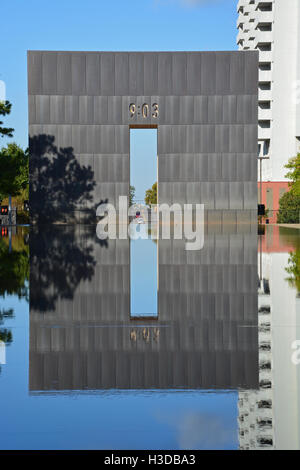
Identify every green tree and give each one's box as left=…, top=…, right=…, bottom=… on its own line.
left=0, top=143, right=29, bottom=201
left=284, top=153, right=300, bottom=196
left=129, top=185, right=135, bottom=206
left=145, top=182, right=157, bottom=206
left=0, top=100, right=14, bottom=138
left=277, top=190, right=300, bottom=224
left=277, top=153, right=300, bottom=223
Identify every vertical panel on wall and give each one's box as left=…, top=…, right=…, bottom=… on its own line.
left=129, top=53, right=144, bottom=96
left=100, top=53, right=115, bottom=96
left=28, top=51, right=42, bottom=94
left=144, top=53, right=158, bottom=96
left=115, top=53, right=129, bottom=96
left=71, top=53, right=86, bottom=95
left=42, top=52, right=57, bottom=94
left=57, top=52, right=72, bottom=95
left=86, top=53, right=100, bottom=96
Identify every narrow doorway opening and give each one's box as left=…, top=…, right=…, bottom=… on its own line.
left=130, top=128, right=158, bottom=319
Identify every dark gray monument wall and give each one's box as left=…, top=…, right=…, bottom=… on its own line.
left=28, top=51, right=258, bottom=222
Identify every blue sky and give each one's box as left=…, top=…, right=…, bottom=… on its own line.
left=131, top=129, right=158, bottom=201
left=0, top=0, right=237, bottom=149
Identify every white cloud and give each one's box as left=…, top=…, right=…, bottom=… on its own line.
left=177, top=412, right=233, bottom=450
left=154, top=407, right=237, bottom=450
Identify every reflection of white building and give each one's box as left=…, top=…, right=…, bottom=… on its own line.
left=271, top=252, right=300, bottom=450
left=239, top=228, right=300, bottom=450
left=239, top=252, right=274, bottom=449
left=0, top=340, right=6, bottom=365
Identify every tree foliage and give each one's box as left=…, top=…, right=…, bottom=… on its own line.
left=277, top=153, right=300, bottom=223
left=145, top=182, right=157, bottom=206
left=0, top=100, right=14, bottom=138
left=284, top=153, right=300, bottom=196
left=0, top=236, right=29, bottom=299
left=277, top=191, right=300, bottom=224
left=0, top=143, right=29, bottom=200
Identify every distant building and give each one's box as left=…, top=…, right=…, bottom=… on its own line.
left=237, top=0, right=300, bottom=222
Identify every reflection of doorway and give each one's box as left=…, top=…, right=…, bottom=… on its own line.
left=130, top=128, right=158, bottom=319
left=130, top=238, right=158, bottom=319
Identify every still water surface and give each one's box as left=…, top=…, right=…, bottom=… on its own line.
left=0, top=224, right=300, bottom=450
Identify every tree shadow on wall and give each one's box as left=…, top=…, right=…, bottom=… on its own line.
left=30, top=134, right=98, bottom=224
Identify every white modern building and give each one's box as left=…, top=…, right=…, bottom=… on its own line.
left=237, top=0, right=300, bottom=221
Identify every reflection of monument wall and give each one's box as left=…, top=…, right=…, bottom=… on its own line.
left=30, top=226, right=258, bottom=391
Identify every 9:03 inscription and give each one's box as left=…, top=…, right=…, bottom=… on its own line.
left=129, top=103, right=159, bottom=119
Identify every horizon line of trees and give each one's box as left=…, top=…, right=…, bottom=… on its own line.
left=0, top=100, right=29, bottom=219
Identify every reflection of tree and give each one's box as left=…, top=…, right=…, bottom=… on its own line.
left=30, top=135, right=96, bottom=224
left=286, top=250, right=300, bottom=293
left=30, top=227, right=99, bottom=312
left=0, top=309, right=14, bottom=324
left=0, top=230, right=29, bottom=375
left=0, top=310, right=14, bottom=344
left=0, top=236, right=29, bottom=300
left=0, top=329, right=12, bottom=344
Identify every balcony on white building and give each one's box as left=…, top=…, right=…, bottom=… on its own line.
left=244, top=2, right=256, bottom=15
left=258, top=50, right=273, bottom=63
left=255, top=31, right=273, bottom=47
left=258, top=122, right=272, bottom=140
left=237, top=16, right=244, bottom=28
left=237, top=29, right=245, bottom=45
left=237, top=0, right=246, bottom=13
left=249, top=10, right=258, bottom=22
left=259, top=84, right=272, bottom=102
left=257, top=12, right=273, bottom=24
left=257, top=0, right=274, bottom=7
left=259, top=107, right=272, bottom=121
left=259, top=70, right=272, bottom=82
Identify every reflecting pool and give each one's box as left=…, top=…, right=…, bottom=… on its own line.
left=0, top=224, right=300, bottom=450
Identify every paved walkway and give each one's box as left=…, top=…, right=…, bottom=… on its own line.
left=277, top=224, right=300, bottom=229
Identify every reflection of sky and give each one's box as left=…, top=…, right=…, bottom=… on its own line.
left=0, top=294, right=238, bottom=450
left=131, top=237, right=158, bottom=316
